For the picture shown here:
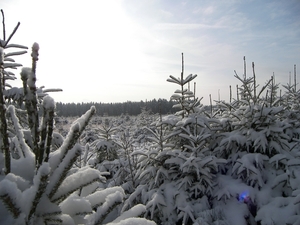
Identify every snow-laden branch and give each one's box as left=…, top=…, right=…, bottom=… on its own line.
left=7, top=105, right=34, bottom=159
left=49, top=106, right=96, bottom=170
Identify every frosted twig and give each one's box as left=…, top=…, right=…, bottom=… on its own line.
left=3, top=22, right=20, bottom=47
left=1, top=9, right=5, bottom=41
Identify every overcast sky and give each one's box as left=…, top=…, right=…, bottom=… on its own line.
left=2, top=0, right=300, bottom=104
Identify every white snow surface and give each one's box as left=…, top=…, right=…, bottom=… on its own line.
left=4, top=173, right=30, bottom=191
left=222, top=199, right=249, bottom=225
left=255, top=196, right=296, bottom=224
left=11, top=156, right=35, bottom=181
left=60, top=193, right=92, bottom=215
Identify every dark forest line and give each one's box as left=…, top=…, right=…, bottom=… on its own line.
left=55, top=98, right=177, bottom=117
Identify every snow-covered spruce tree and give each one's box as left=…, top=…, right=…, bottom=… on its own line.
left=0, top=9, right=28, bottom=174
left=122, top=114, right=181, bottom=224
left=167, top=53, right=201, bottom=118
left=265, top=75, right=280, bottom=107
left=121, top=57, right=187, bottom=224
left=84, top=121, right=124, bottom=189
left=0, top=11, right=155, bottom=225
left=280, top=78, right=300, bottom=137
left=90, top=121, right=119, bottom=165
left=111, top=127, right=139, bottom=191
left=122, top=55, right=227, bottom=225
left=0, top=11, right=62, bottom=174
left=252, top=69, right=300, bottom=225
left=85, top=113, right=153, bottom=190
left=210, top=60, right=300, bottom=224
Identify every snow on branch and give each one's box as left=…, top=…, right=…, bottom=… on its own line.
left=107, top=218, right=156, bottom=225
left=110, top=204, right=146, bottom=223
left=4, top=50, right=27, bottom=58
left=47, top=144, right=82, bottom=200
left=87, top=191, right=124, bottom=225
left=0, top=179, right=22, bottom=218
left=4, top=43, right=28, bottom=49
left=7, top=105, right=34, bottom=159
left=26, top=163, right=50, bottom=222
left=51, top=167, right=103, bottom=204
left=59, top=194, right=93, bottom=218
left=86, top=186, right=125, bottom=209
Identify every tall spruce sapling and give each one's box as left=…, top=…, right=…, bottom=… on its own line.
left=282, top=65, right=300, bottom=113
left=92, top=122, right=118, bottom=164
left=266, top=74, right=280, bottom=107
left=114, top=128, right=137, bottom=189
left=0, top=9, right=28, bottom=174
left=234, top=60, right=272, bottom=106
left=167, top=53, right=201, bottom=118
left=124, top=55, right=227, bottom=224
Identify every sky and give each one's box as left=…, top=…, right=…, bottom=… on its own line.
left=2, top=0, right=300, bottom=105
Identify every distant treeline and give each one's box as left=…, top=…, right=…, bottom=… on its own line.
left=56, top=98, right=177, bottom=117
